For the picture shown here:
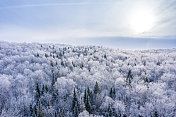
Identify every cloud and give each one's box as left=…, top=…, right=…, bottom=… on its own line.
left=0, top=27, right=122, bottom=42
left=0, top=1, right=116, bottom=9
left=1, top=28, right=175, bottom=49
left=0, top=26, right=175, bottom=45
left=0, top=0, right=176, bottom=42
left=0, top=2, right=90, bottom=9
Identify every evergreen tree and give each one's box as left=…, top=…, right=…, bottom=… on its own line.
left=85, top=95, right=91, bottom=113
left=51, top=73, right=56, bottom=87
left=154, top=111, right=158, bottom=117
left=61, top=60, right=64, bottom=67
left=104, top=54, right=107, bottom=59
left=107, top=105, right=113, bottom=117
left=52, top=89, right=58, bottom=104
left=157, top=61, right=160, bottom=66
left=36, top=83, right=40, bottom=101
left=45, top=53, right=48, bottom=58
left=87, top=87, right=92, bottom=99
left=83, top=89, right=87, bottom=105
left=83, top=87, right=93, bottom=113
left=41, top=85, right=45, bottom=95
left=126, top=70, right=133, bottom=87
left=51, top=73, right=58, bottom=103
left=80, top=97, right=86, bottom=112
left=87, top=87, right=93, bottom=104
left=29, top=103, right=33, bottom=116
left=45, top=85, right=49, bottom=93
left=36, top=53, right=39, bottom=57
left=54, top=112, right=57, bottom=117
left=38, top=100, right=44, bottom=117
left=94, top=81, right=100, bottom=95
left=51, top=61, right=54, bottom=67
left=109, top=88, right=113, bottom=99
left=47, top=99, right=51, bottom=109
left=33, top=105, right=37, bottom=117
left=33, top=113, right=37, bottom=117
left=59, top=112, right=62, bottom=117
left=144, top=77, right=149, bottom=88
left=113, top=88, right=116, bottom=99
left=72, top=88, right=79, bottom=116
left=74, top=102, right=79, bottom=117
left=110, top=88, right=116, bottom=99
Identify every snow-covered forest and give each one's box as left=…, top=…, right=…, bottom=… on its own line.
left=0, top=41, right=175, bottom=117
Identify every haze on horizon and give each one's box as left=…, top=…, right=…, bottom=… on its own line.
left=0, top=0, right=176, bottom=49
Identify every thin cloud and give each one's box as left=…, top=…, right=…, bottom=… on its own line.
left=0, top=2, right=90, bottom=9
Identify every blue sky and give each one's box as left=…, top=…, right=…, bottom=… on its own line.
left=0, top=0, right=176, bottom=49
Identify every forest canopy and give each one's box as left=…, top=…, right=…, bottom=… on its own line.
left=0, top=42, right=175, bottom=117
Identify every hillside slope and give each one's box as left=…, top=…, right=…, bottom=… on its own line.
left=0, top=42, right=176, bottom=117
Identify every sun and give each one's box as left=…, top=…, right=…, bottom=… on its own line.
left=129, top=7, right=156, bottom=34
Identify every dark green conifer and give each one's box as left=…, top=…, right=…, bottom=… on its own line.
left=126, top=70, right=133, bottom=87
left=83, top=89, right=87, bottom=104
left=72, top=88, right=79, bottom=117
left=41, top=85, right=45, bottom=95
left=110, top=88, right=113, bottom=99
left=33, top=105, right=37, bottom=117
left=85, top=95, right=91, bottom=113
left=38, top=100, right=44, bottom=117
left=94, top=81, right=100, bottom=95
left=29, top=103, right=33, bottom=116
left=108, top=105, right=113, bottom=117
left=36, top=83, right=40, bottom=100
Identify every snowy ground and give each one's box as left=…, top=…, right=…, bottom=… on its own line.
left=0, top=41, right=176, bottom=117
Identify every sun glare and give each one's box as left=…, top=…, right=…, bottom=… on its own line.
left=129, top=7, right=156, bottom=34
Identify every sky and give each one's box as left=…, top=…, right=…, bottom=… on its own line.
left=0, top=0, right=176, bottom=49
